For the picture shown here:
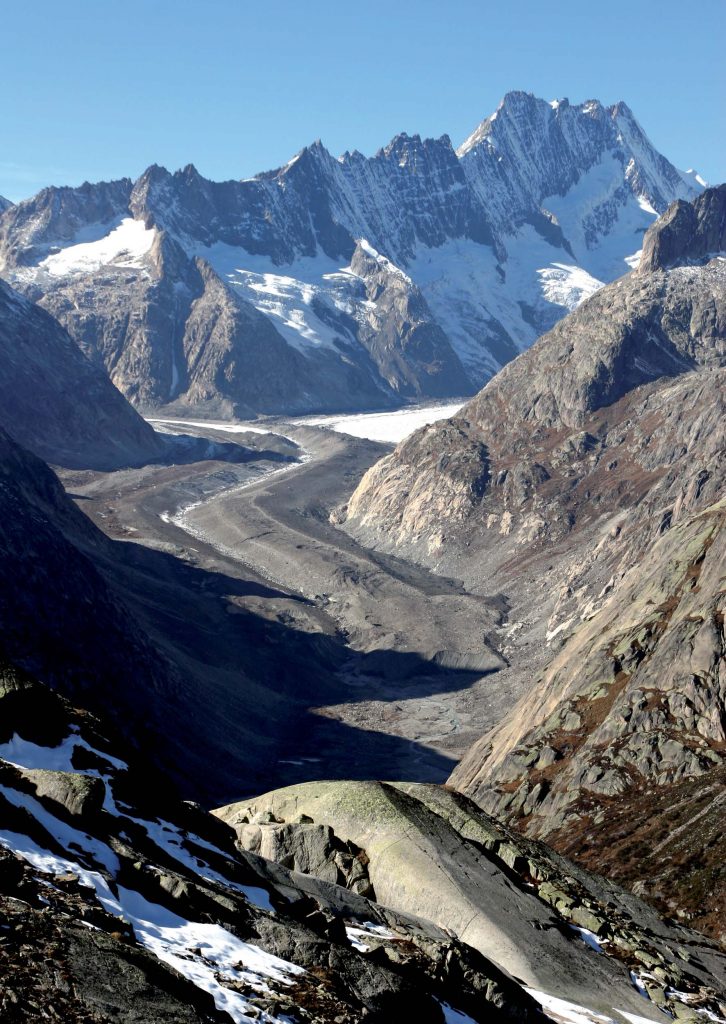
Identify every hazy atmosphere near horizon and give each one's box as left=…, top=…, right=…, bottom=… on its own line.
left=0, top=3, right=724, bottom=1023
left=1, top=0, right=724, bottom=200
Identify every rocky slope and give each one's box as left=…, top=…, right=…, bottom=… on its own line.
left=0, top=94, right=700, bottom=415
left=339, top=187, right=726, bottom=934
left=217, top=780, right=726, bottom=1022
left=0, top=276, right=164, bottom=469
left=0, top=421, right=336, bottom=806
left=0, top=660, right=547, bottom=1024
left=0, top=425, right=178, bottom=755
left=450, top=498, right=725, bottom=936
left=2, top=660, right=724, bottom=1023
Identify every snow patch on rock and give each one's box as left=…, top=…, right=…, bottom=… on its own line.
left=37, top=217, right=155, bottom=277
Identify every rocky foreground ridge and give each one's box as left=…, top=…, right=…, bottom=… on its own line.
left=0, top=662, right=548, bottom=1024
left=339, top=186, right=726, bottom=936
left=0, top=93, right=700, bottom=415
left=1, top=660, right=724, bottom=1023
left=216, top=780, right=726, bottom=1021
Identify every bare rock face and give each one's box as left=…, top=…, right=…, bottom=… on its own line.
left=0, top=277, right=163, bottom=469
left=22, top=769, right=106, bottom=820
left=639, top=183, right=726, bottom=273
left=216, top=780, right=726, bottom=1019
left=175, top=258, right=309, bottom=415
left=339, top=189, right=725, bottom=935
left=347, top=241, right=471, bottom=398
left=226, top=808, right=375, bottom=899
left=450, top=500, right=726, bottom=937
left=36, top=230, right=199, bottom=409
left=344, top=418, right=491, bottom=552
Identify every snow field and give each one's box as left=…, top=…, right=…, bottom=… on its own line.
left=296, top=400, right=465, bottom=442
left=38, top=217, right=155, bottom=277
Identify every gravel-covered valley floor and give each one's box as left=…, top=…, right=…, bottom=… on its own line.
left=57, top=418, right=545, bottom=795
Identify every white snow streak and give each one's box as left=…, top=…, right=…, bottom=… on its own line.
left=0, top=777, right=299, bottom=1023
left=528, top=988, right=669, bottom=1024
left=148, top=417, right=279, bottom=436
left=0, top=730, right=127, bottom=774
left=439, top=1001, right=479, bottom=1023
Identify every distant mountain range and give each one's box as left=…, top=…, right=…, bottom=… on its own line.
left=0, top=93, right=702, bottom=416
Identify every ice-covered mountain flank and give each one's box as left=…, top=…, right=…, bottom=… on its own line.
left=0, top=93, right=702, bottom=416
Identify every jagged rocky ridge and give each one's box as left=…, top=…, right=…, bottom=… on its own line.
left=339, top=187, right=726, bottom=935
left=0, top=93, right=701, bottom=415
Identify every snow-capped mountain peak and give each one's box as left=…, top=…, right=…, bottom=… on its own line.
left=0, top=93, right=706, bottom=415
left=682, top=167, right=709, bottom=189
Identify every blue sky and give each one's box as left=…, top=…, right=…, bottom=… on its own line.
left=1, top=0, right=723, bottom=201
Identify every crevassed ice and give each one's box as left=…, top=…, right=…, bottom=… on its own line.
left=537, top=263, right=603, bottom=312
